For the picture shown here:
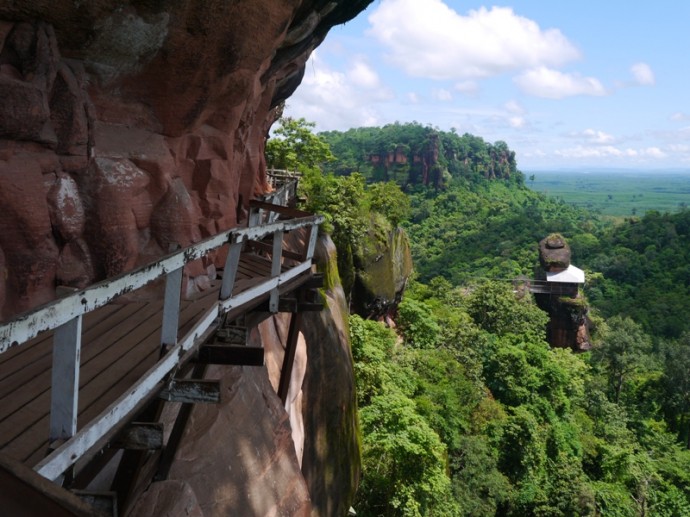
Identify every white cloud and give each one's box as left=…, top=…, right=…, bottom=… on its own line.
left=349, top=59, right=381, bottom=88
left=555, top=146, right=637, bottom=158
left=284, top=52, right=393, bottom=130
left=580, top=128, right=615, bottom=144
left=631, top=62, right=655, bottom=86
left=368, top=1, right=580, bottom=80
left=406, top=92, right=421, bottom=103
left=503, top=101, right=526, bottom=128
left=641, top=146, right=666, bottom=158
left=509, top=116, right=526, bottom=128
left=671, top=112, right=690, bottom=121
left=515, top=67, right=606, bottom=99
left=432, top=88, right=453, bottom=101
left=505, top=100, right=525, bottom=114
left=455, top=80, right=479, bottom=95
left=523, top=149, right=546, bottom=158
left=555, top=145, right=666, bottom=159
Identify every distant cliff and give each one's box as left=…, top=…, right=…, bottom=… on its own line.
left=320, top=122, right=519, bottom=188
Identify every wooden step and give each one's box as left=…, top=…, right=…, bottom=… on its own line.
left=159, top=379, right=221, bottom=404
left=197, top=345, right=264, bottom=366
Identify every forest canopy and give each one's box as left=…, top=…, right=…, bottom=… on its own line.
left=266, top=118, right=690, bottom=516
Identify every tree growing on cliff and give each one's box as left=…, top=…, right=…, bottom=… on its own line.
left=265, top=117, right=335, bottom=172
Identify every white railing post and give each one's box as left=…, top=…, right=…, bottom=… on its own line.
left=49, top=315, right=83, bottom=441
left=220, top=241, right=243, bottom=300
left=269, top=230, right=284, bottom=312
left=161, top=267, right=183, bottom=350
left=248, top=205, right=262, bottom=227
left=306, top=223, right=319, bottom=261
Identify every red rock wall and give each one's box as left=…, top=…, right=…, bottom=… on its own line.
left=0, top=0, right=372, bottom=319
left=126, top=235, right=359, bottom=517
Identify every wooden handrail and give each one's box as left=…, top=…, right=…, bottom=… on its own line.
left=0, top=204, right=323, bottom=483
left=0, top=214, right=323, bottom=353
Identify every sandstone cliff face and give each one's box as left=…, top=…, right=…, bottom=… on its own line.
left=351, top=214, right=413, bottom=319
left=0, top=0, right=372, bottom=319
left=127, top=235, right=359, bottom=517
left=0, top=1, right=369, bottom=514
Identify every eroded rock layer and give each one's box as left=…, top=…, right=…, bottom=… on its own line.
left=0, top=2, right=370, bottom=515
left=0, top=0, right=372, bottom=318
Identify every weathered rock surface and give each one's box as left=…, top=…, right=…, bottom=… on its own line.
left=165, top=364, right=313, bottom=517
left=0, top=1, right=369, bottom=514
left=144, top=236, right=360, bottom=516
left=538, top=233, right=572, bottom=271
left=534, top=234, right=591, bottom=351
left=0, top=0, right=373, bottom=319
left=301, top=235, right=361, bottom=516
left=128, top=480, right=204, bottom=517
left=351, top=215, right=413, bottom=319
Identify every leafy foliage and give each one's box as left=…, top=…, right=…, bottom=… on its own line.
left=265, top=118, right=690, bottom=515
left=265, top=117, right=335, bottom=171
left=320, top=122, right=520, bottom=187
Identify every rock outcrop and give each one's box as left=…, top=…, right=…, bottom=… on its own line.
left=350, top=214, right=413, bottom=319
left=0, top=0, right=372, bottom=319
left=0, top=1, right=370, bottom=515
left=538, top=233, right=571, bottom=271
left=534, top=234, right=591, bottom=351
left=127, top=235, right=359, bottom=517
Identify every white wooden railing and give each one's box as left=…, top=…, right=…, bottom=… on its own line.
left=0, top=198, right=322, bottom=482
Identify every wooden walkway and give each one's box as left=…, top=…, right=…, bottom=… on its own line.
left=0, top=185, right=324, bottom=515
left=0, top=252, right=294, bottom=467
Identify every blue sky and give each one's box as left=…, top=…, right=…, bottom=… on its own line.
left=284, top=0, right=690, bottom=171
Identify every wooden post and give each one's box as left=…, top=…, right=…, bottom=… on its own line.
left=160, top=267, right=183, bottom=351
left=49, top=315, right=83, bottom=442
left=220, top=241, right=243, bottom=300
left=278, top=311, right=302, bottom=406
left=270, top=230, right=283, bottom=313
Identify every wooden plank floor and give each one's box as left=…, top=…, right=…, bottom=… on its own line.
left=0, top=251, right=297, bottom=468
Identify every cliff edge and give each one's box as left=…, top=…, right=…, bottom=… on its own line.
left=0, top=1, right=370, bottom=515
left=0, top=0, right=371, bottom=318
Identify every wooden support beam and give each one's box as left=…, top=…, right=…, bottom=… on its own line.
left=215, top=325, right=247, bottom=344
left=71, top=490, right=117, bottom=517
left=197, top=345, right=264, bottom=366
left=159, top=379, right=221, bottom=404
left=254, top=299, right=323, bottom=314
left=155, top=363, right=208, bottom=482
left=0, top=453, right=97, bottom=517
left=111, top=423, right=164, bottom=451
left=50, top=315, right=83, bottom=442
left=302, top=273, right=324, bottom=289
left=278, top=312, right=302, bottom=405
left=277, top=298, right=324, bottom=313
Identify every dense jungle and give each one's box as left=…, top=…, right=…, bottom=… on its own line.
left=266, top=118, right=690, bottom=516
